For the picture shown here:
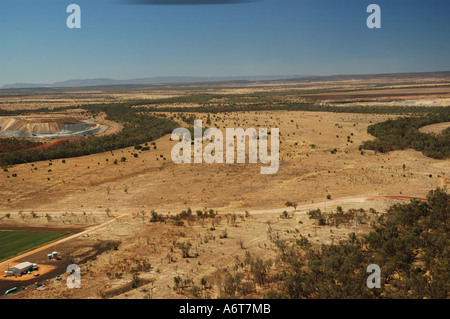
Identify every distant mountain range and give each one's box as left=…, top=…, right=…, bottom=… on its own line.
left=1, top=75, right=309, bottom=89
left=3, top=71, right=450, bottom=89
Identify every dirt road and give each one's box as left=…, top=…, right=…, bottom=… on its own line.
left=0, top=195, right=426, bottom=271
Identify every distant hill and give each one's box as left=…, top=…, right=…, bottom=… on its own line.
left=2, top=71, right=450, bottom=89
left=1, top=75, right=308, bottom=89
left=1, top=83, right=51, bottom=89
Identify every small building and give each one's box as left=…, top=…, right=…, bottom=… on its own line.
left=9, top=261, right=34, bottom=275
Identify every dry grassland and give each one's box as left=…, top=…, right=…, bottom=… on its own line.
left=0, top=76, right=448, bottom=299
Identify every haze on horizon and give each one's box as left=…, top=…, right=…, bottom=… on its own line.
left=1, top=0, right=450, bottom=87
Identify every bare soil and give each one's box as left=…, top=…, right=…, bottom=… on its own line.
left=418, top=121, right=450, bottom=134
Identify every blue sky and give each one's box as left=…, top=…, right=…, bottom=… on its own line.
left=0, top=0, right=449, bottom=86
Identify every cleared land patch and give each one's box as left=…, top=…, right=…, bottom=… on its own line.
left=418, top=121, right=450, bottom=134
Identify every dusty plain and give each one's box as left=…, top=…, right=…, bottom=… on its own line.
left=0, top=73, right=448, bottom=298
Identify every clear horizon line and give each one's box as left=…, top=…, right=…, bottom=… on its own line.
left=2, top=70, right=450, bottom=90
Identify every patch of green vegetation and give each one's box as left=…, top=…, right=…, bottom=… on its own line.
left=0, top=231, right=70, bottom=262
left=360, top=108, right=450, bottom=159
left=0, top=138, right=43, bottom=154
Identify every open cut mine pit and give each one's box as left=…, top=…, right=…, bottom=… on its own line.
left=0, top=116, right=110, bottom=138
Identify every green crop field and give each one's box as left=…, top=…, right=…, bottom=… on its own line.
left=0, top=231, right=70, bottom=262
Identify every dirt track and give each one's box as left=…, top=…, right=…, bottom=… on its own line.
left=0, top=192, right=431, bottom=298
left=0, top=195, right=426, bottom=273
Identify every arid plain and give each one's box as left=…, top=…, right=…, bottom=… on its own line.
left=0, top=73, right=449, bottom=298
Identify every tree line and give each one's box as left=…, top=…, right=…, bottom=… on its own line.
left=0, top=138, right=42, bottom=153
left=137, top=101, right=448, bottom=115
left=360, top=108, right=450, bottom=159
